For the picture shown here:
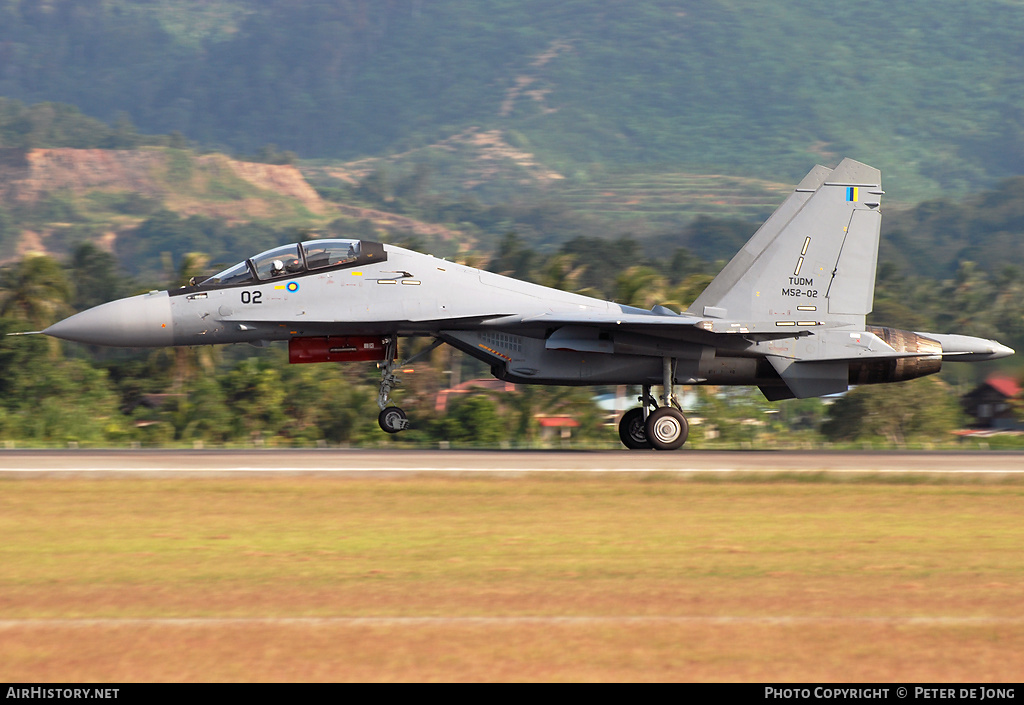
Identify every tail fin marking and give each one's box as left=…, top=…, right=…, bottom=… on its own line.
left=689, top=164, right=831, bottom=318
left=688, top=158, right=882, bottom=329
left=825, top=208, right=881, bottom=316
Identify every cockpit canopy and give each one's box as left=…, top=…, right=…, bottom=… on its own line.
left=200, top=239, right=385, bottom=287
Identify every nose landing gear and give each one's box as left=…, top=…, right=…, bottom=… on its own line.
left=378, top=405, right=409, bottom=434
left=375, top=337, right=444, bottom=434
left=376, top=337, right=408, bottom=433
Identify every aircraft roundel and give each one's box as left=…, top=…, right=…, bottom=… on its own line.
left=287, top=281, right=299, bottom=292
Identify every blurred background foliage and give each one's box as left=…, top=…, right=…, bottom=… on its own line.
left=0, top=1, right=1023, bottom=447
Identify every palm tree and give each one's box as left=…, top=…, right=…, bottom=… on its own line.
left=613, top=265, right=667, bottom=309
left=167, top=252, right=218, bottom=390
left=667, top=272, right=715, bottom=312
left=537, top=253, right=587, bottom=292
left=0, top=254, right=73, bottom=330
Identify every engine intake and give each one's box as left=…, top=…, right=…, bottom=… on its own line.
left=849, top=326, right=942, bottom=385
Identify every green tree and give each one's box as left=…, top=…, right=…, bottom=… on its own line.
left=69, top=241, right=130, bottom=310
left=669, top=273, right=715, bottom=311
left=666, top=247, right=707, bottom=284
left=438, top=394, right=505, bottom=446
left=0, top=206, right=14, bottom=249
left=537, top=253, right=587, bottom=293
left=162, top=252, right=217, bottom=391
left=357, top=168, right=391, bottom=205
left=222, top=357, right=288, bottom=441
left=697, top=387, right=773, bottom=445
left=504, top=384, right=604, bottom=446
left=309, top=381, right=378, bottom=446
left=165, top=376, right=233, bottom=444
left=0, top=314, right=48, bottom=397
left=614, top=265, right=666, bottom=309
left=488, top=231, right=536, bottom=280
left=821, top=377, right=964, bottom=446
left=940, top=261, right=998, bottom=339
left=102, top=112, right=141, bottom=149
left=1, top=357, right=130, bottom=445
left=556, top=236, right=638, bottom=297
left=991, top=265, right=1024, bottom=352
left=253, top=144, right=297, bottom=165
left=0, top=255, right=73, bottom=331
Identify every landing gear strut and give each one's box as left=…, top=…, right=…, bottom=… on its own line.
left=617, top=358, right=689, bottom=451
left=376, top=337, right=445, bottom=434
left=376, top=336, right=409, bottom=433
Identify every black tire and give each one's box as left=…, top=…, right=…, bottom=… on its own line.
left=378, top=406, right=408, bottom=434
left=645, top=407, right=688, bottom=451
left=618, top=407, right=652, bottom=449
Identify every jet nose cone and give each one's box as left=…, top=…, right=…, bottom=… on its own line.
left=44, top=291, right=174, bottom=347
left=991, top=342, right=1015, bottom=360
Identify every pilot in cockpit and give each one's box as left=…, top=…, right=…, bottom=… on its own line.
left=270, top=258, right=303, bottom=277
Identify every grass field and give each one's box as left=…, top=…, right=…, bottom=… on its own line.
left=2, top=475, right=1023, bottom=681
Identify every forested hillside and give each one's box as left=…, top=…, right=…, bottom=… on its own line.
left=1, top=0, right=1023, bottom=200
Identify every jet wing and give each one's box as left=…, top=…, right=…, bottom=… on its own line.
left=217, top=312, right=517, bottom=339
left=517, top=310, right=704, bottom=328
left=511, top=310, right=832, bottom=338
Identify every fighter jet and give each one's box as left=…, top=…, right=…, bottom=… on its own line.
left=39, top=159, right=1013, bottom=449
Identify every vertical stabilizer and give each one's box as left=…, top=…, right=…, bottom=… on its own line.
left=687, top=159, right=882, bottom=329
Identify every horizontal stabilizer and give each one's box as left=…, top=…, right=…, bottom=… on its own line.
left=759, top=385, right=797, bottom=402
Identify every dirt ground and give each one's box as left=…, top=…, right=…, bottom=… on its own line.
left=1, top=476, right=1022, bottom=681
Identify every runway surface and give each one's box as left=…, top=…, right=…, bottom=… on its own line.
left=1, top=448, right=1022, bottom=476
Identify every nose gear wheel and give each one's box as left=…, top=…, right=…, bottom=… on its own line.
left=378, top=406, right=409, bottom=433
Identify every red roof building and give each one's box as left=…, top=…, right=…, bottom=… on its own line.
left=961, top=375, right=1022, bottom=430
left=434, top=378, right=517, bottom=412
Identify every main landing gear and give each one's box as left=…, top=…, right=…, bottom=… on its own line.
left=376, top=337, right=444, bottom=434
left=617, top=359, right=689, bottom=451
